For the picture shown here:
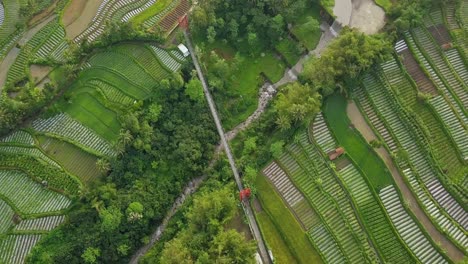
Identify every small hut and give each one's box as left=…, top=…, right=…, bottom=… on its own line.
left=328, top=147, right=345, bottom=160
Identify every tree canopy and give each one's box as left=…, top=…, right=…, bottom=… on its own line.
left=301, top=27, right=392, bottom=96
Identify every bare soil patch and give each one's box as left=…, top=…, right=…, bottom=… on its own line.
left=28, top=1, right=58, bottom=26
left=400, top=49, right=438, bottom=95
left=63, top=0, right=104, bottom=39
left=30, top=64, right=52, bottom=83
left=428, top=25, right=451, bottom=46
left=349, top=0, right=386, bottom=34
left=226, top=210, right=254, bottom=240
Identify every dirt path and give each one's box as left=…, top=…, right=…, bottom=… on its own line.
left=130, top=22, right=338, bottom=264
left=346, top=101, right=465, bottom=262
left=63, top=0, right=104, bottom=40
left=223, top=22, right=336, bottom=146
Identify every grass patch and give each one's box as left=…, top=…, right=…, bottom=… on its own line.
left=64, top=92, right=120, bottom=142
left=323, top=94, right=393, bottom=190
left=256, top=175, right=323, bottom=264
left=290, top=4, right=322, bottom=51
left=276, top=38, right=303, bottom=66
left=374, top=0, right=392, bottom=12
left=203, top=40, right=286, bottom=130
left=256, top=212, right=298, bottom=264
left=130, top=0, right=174, bottom=26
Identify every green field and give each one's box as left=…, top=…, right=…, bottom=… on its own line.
left=64, top=92, right=121, bottom=143
left=37, top=135, right=101, bottom=184
left=131, top=0, right=174, bottom=26
left=323, top=94, right=393, bottom=190
left=256, top=175, right=323, bottom=264
left=276, top=38, right=303, bottom=66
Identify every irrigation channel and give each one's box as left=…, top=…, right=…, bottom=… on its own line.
left=129, top=22, right=337, bottom=263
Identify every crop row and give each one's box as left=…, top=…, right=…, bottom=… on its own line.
left=143, top=0, right=180, bottom=28
left=309, top=224, right=346, bottom=263
left=88, top=51, right=159, bottom=92
left=40, top=135, right=101, bottom=184
left=0, top=154, right=80, bottom=197
left=112, top=44, right=170, bottom=80
left=0, top=170, right=71, bottom=215
left=75, top=0, right=148, bottom=43
left=380, top=57, right=466, bottom=185
left=0, top=234, right=42, bottom=264
left=356, top=73, right=468, bottom=249
left=122, top=0, right=157, bottom=22
left=6, top=20, right=60, bottom=84
left=14, top=215, right=65, bottom=232
left=157, top=0, right=190, bottom=32
left=379, top=185, right=447, bottom=263
left=0, top=1, right=23, bottom=59
left=87, top=79, right=135, bottom=106
left=310, top=113, right=336, bottom=154
left=34, top=24, right=68, bottom=63
left=32, top=113, right=116, bottom=157
left=403, top=35, right=467, bottom=124
left=410, top=27, right=467, bottom=109
left=262, top=162, right=320, bottom=230
left=150, top=45, right=182, bottom=72
left=429, top=95, right=467, bottom=159
left=280, top=133, right=372, bottom=263
left=0, top=200, right=14, bottom=234
left=337, top=164, right=414, bottom=263
left=0, top=131, right=34, bottom=146
left=0, top=145, right=60, bottom=168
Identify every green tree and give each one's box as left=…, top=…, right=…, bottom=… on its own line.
left=100, top=206, right=122, bottom=233
left=210, top=229, right=256, bottom=263
left=160, top=238, right=193, bottom=264
left=302, top=27, right=391, bottom=95
left=81, top=247, right=100, bottom=264
left=185, top=77, right=205, bottom=102
left=270, top=140, right=285, bottom=158
left=274, top=82, right=322, bottom=130
left=207, top=26, right=217, bottom=43
left=126, top=202, right=144, bottom=222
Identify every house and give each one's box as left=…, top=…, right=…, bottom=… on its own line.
left=328, top=147, right=345, bottom=161
left=178, top=44, right=190, bottom=57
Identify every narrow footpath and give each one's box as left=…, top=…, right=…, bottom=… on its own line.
left=130, top=23, right=337, bottom=264
left=183, top=30, right=272, bottom=264
left=0, top=14, right=57, bottom=89
left=347, top=101, right=465, bottom=262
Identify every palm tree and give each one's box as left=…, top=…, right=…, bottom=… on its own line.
left=96, top=158, right=111, bottom=174
left=118, top=129, right=133, bottom=147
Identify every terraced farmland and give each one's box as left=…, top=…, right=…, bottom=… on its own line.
left=0, top=0, right=24, bottom=58
left=353, top=72, right=468, bottom=250
left=32, top=113, right=116, bottom=157
left=14, top=215, right=65, bottom=232
left=379, top=186, right=447, bottom=263
left=142, top=0, right=180, bottom=29
left=38, top=135, right=101, bottom=184
left=0, top=200, right=14, bottom=234
left=156, top=0, right=190, bottom=32
left=0, top=234, right=43, bottom=264
left=7, top=20, right=67, bottom=84
left=74, top=0, right=163, bottom=43
left=0, top=170, right=71, bottom=214
left=277, top=132, right=378, bottom=263
left=0, top=131, right=34, bottom=146
left=337, top=164, right=414, bottom=263
left=380, top=57, right=467, bottom=176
